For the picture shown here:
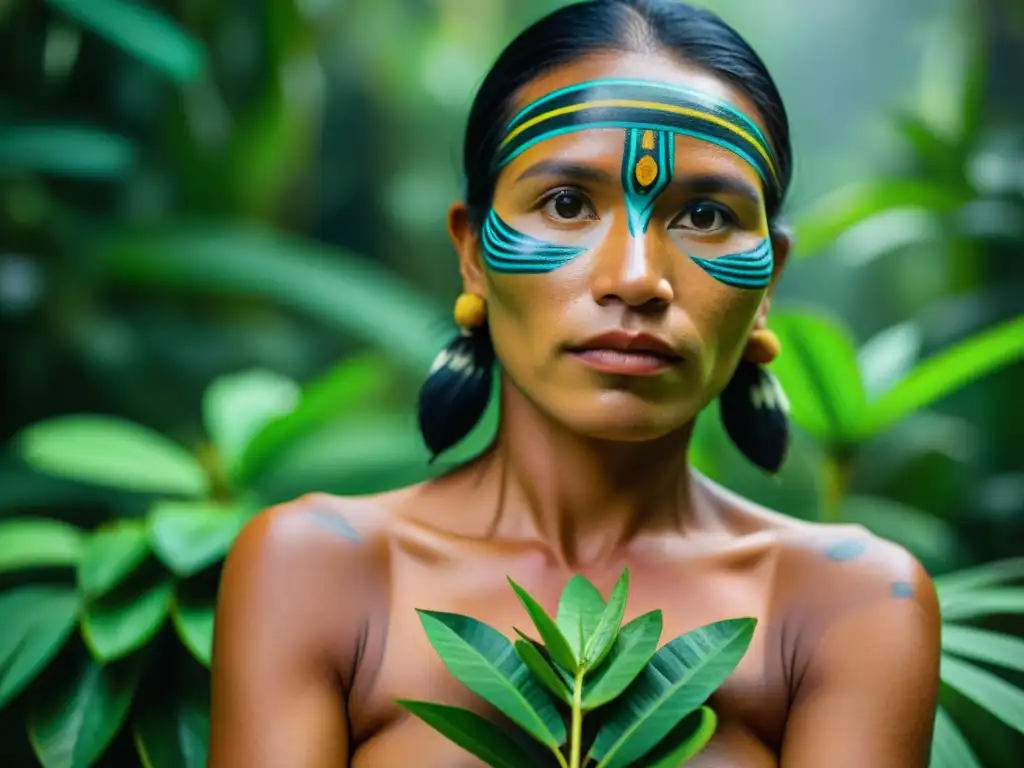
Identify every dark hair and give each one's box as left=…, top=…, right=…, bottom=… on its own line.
left=419, top=0, right=795, bottom=461
left=462, top=0, right=793, bottom=230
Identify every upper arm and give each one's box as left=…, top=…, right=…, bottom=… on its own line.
left=209, top=496, right=372, bottom=768
left=780, top=534, right=941, bottom=768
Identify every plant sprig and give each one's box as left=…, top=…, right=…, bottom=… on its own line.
left=397, top=569, right=756, bottom=767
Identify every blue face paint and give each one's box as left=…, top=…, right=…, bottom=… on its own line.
left=481, top=209, right=585, bottom=274
left=689, top=238, right=774, bottom=290
left=621, top=128, right=674, bottom=236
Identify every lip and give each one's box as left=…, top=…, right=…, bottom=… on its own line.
left=567, top=331, right=682, bottom=377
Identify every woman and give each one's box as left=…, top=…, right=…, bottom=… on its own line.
left=210, top=1, right=941, bottom=765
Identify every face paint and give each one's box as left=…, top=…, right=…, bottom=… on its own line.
left=621, top=128, right=674, bottom=236
left=485, top=79, right=781, bottom=283
left=481, top=208, right=585, bottom=274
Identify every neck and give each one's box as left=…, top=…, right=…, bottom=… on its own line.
left=486, top=372, right=700, bottom=567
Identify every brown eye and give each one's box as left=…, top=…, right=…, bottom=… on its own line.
left=542, top=190, right=596, bottom=222
left=673, top=203, right=734, bottom=233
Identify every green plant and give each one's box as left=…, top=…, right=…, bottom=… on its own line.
left=399, top=569, right=750, bottom=768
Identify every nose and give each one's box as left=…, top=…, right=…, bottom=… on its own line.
left=589, top=228, right=675, bottom=310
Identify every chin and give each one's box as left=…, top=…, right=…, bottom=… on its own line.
left=551, top=390, right=697, bottom=443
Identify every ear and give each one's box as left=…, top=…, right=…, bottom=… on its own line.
left=448, top=202, right=487, bottom=296
left=753, top=225, right=793, bottom=328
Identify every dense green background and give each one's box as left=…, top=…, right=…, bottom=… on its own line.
left=1, top=0, right=1022, bottom=766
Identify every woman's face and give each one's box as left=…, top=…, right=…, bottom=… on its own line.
left=451, top=52, right=789, bottom=442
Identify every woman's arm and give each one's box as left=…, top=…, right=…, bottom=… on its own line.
left=779, top=535, right=941, bottom=767
left=209, top=496, right=371, bottom=768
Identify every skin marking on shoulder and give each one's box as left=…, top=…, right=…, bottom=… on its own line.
left=305, top=505, right=363, bottom=543
left=824, top=539, right=869, bottom=562
left=890, top=581, right=915, bottom=599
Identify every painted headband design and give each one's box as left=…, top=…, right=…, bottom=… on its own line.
left=481, top=78, right=777, bottom=288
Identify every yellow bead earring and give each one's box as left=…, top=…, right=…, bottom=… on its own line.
left=744, top=328, right=781, bottom=366
left=453, top=292, right=487, bottom=330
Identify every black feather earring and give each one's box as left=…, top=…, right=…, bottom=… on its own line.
left=718, top=329, right=790, bottom=473
left=417, top=293, right=495, bottom=460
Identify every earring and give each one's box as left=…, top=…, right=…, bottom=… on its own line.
left=718, top=328, right=790, bottom=473
left=417, top=292, right=495, bottom=460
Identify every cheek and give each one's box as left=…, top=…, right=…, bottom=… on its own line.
left=681, top=279, right=765, bottom=369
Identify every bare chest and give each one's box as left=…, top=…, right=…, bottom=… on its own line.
left=348, top=546, right=790, bottom=766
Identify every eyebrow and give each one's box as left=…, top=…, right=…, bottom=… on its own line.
left=515, top=161, right=762, bottom=204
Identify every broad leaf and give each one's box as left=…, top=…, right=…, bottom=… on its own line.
left=202, top=369, right=300, bottom=477
left=645, top=706, right=718, bottom=768
left=133, top=664, right=210, bottom=768
left=417, top=610, right=566, bottom=748
left=769, top=311, right=866, bottom=443
left=590, top=618, right=756, bottom=768
left=939, top=654, right=1024, bottom=736
left=584, top=570, right=630, bottom=668
left=940, top=589, right=1024, bottom=621
left=148, top=501, right=246, bottom=577
left=514, top=639, right=571, bottom=705
left=42, top=0, right=204, bottom=84
left=18, top=415, right=208, bottom=496
left=0, top=125, right=134, bottom=179
left=930, top=706, right=981, bottom=768
left=172, top=597, right=215, bottom=668
left=935, top=557, right=1024, bottom=594
left=82, top=581, right=173, bottom=662
left=556, top=575, right=606, bottom=663
left=397, top=700, right=541, bottom=768
left=941, top=625, right=1024, bottom=674
left=238, top=354, right=391, bottom=482
left=96, top=225, right=444, bottom=371
left=863, top=316, right=1024, bottom=439
left=583, top=611, right=663, bottom=710
left=78, top=519, right=149, bottom=598
left=27, top=656, right=139, bottom=768
left=0, top=518, right=84, bottom=572
left=0, top=587, right=80, bottom=708
left=508, top=578, right=578, bottom=673
left=790, top=179, right=965, bottom=258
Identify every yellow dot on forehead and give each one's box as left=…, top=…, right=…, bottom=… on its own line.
left=641, top=130, right=656, bottom=150
left=635, top=155, right=659, bottom=187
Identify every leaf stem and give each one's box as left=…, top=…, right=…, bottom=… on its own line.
left=569, top=670, right=585, bottom=768
left=820, top=451, right=851, bottom=523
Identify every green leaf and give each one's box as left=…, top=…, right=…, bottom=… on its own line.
left=82, top=581, right=173, bottom=663
left=0, top=587, right=81, bottom=709
left=939, top=654, right=1024, bottom=736
left=930, top=706, right=982, bottom=768
left=42, top=0, right=204, bottom=84
left=202, top=369, right=300, bottom=477
left=591, top=618, right=756, bottom=768
left=0, top=518, right=85, bottom=572
left=172, top=597, right=214, bottom=669
left=769, top=311, right=866, bottom=443
left=133, top=664, right=210, bottom=768
left=941, top=625, right=1024, bottom=674
left=584, top=569, right=630, bottom=668
left=396, top=700, right=541, bottom=768
left=556, top=575, right=607, bottom=662
left=644, top=706, right=718, bottom=768
left=96, top=225, right=444, bottom=371
left=237, top=354, right=392, bottom=482
left=514, top=639, right=572, bottom=705
left=863, top=316, right=1024, bottom=439
left=790, top=179, right=965, bottom=258
left=935, top=557, right=1024, bottom=594
left=17, top=415, right=208, bottom=496
left=416, top=610, right=566, bottom=748
left=508, top=578, right=578, bottom=673
left=78, top=519, right=149, bottom=598
left=582, top=611, right=663, bottom=710
left=27, top=656, right=139, bottom=768
left=0, top=126, right=134, bottom=179
left=940, top=589, right=1024, bottom=621
left=147, top=501, right=246, bottom=577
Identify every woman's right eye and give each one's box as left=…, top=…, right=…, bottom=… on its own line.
left=541, top=190, right=597, bottom=222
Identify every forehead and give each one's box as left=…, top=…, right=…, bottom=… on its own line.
left=508, top=51, right=771, bottom=142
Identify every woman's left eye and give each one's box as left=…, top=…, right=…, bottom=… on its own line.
left=671, top=203, right=735, bottom=233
